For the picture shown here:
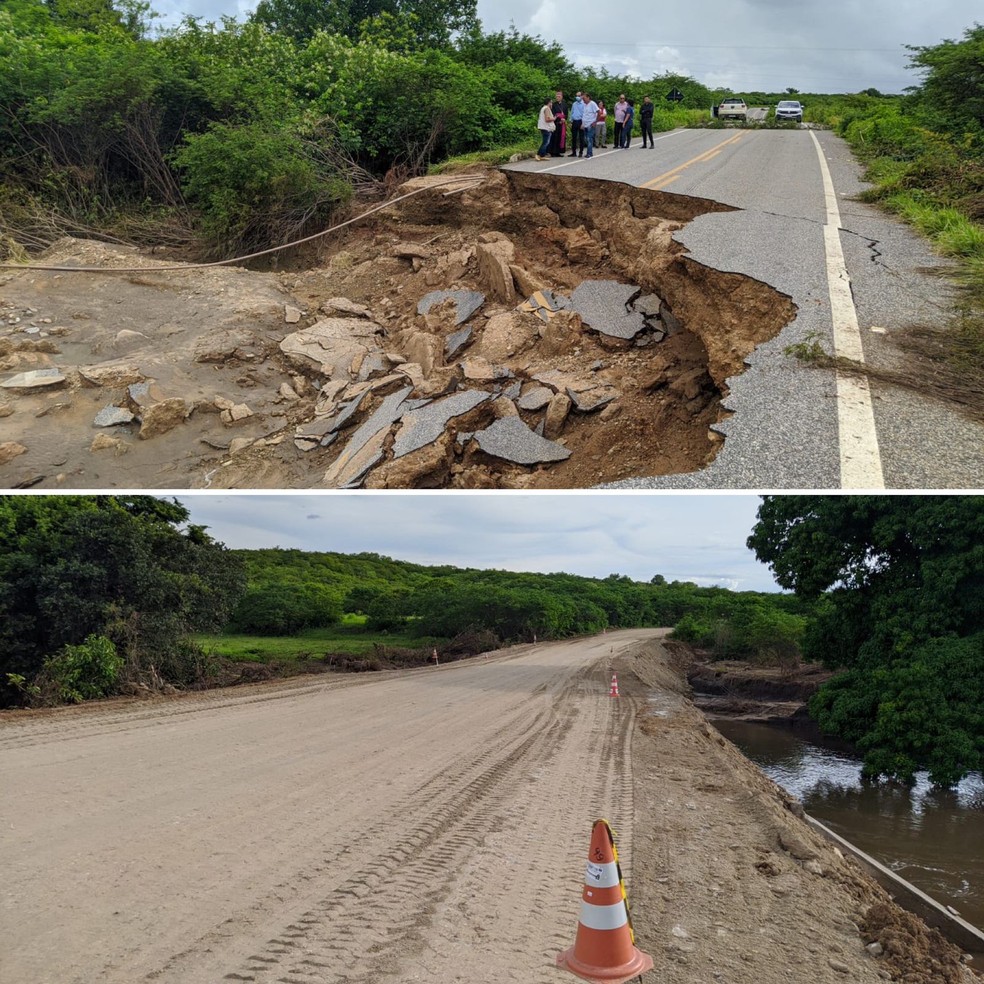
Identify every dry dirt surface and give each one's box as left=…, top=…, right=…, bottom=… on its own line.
left=0, top=170, right=794, bottom=489
left=1, top=630, right=973, bottom=984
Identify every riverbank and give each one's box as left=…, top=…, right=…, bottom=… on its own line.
left=621, top=640, right=977, bottom=984
left=686, top=654, right=832, bottom=724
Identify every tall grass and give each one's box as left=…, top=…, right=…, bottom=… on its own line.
left=199, top=625, right=446, bottom=662
left=837, top=103, right=984, bottom=374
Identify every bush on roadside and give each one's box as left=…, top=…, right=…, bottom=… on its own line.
left=172, top=121, right=352, bottom=254
left=35, top=634, right=123, bottom=704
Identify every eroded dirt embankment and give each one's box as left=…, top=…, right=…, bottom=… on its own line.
left=687, top=656, right=834, bottom=723
left=0, top=169, right=795, bottom=489
left=621, top=641, right=977, bottom=984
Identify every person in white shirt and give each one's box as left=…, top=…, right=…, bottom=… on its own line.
left=613, top=94, right=628, bottom=148
left=535, top=97, right=555, bottom=160
left=579, top=93, right=599, bottom=158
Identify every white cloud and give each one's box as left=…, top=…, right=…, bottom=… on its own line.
left=147, top=0, right=980, bottom=92
left=176, top=492, right=779, bottom=592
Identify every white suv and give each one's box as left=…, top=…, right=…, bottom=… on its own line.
left=775, top=100, right=803, bottom=122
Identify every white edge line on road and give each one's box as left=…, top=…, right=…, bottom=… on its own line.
left=810, top=130, right=885, bottom=489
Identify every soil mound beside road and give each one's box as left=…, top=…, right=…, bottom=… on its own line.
left=0, top=169, right=795, bottom=489
left=621, top=643, right=977, bottom=984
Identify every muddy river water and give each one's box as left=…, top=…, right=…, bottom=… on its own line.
left=714, top=719, right=984, bottom=934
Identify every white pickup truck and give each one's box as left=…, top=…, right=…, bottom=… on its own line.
left=717, top=97, right=747, bottom=120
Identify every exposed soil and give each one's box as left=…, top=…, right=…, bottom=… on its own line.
left=0, top=630, right=974, bottom=984
left=0, top=169, right=795, bottom=489
left=687, top=656, right=834, bottom=722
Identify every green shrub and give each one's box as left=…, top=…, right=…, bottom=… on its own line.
left=40, top=634, right=123, bottom=703
left=172, top=120, right=352, bottom=254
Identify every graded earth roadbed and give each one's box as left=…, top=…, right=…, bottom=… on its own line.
left=0, top=630, right=974, bottom=984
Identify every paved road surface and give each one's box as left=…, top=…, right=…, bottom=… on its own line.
left=507, top=128, right=984, bottom=489
left=0, top=630, right=658, bottom=984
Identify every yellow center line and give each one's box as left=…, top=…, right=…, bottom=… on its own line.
left=641, top=132, right=745, bottom=190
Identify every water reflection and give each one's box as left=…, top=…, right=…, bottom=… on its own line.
left=714, top=719, right=984, bottom=931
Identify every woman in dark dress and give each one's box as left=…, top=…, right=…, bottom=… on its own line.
left=549, top=91, right=568, bottom=157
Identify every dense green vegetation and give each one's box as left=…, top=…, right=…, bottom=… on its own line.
left=749, top=496, right=984, bottom=788
left=1, top=499, right=809, bottom=706
left=226, top=546, right=800, bottom=649
left=832, top=26, right=984, bottom=372
left=0, top=0, right=709, bottom=255
left=0, top=496, right=245, bottom=705
left=4, top=494, right=981, bottom=792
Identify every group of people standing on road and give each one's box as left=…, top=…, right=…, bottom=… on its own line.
left=535, top=90, right=656, bottom=161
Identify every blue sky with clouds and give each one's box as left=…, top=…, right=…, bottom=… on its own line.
left=147, top=0, right=981, bottom=93
left=178, top=493, right=781, bottom=592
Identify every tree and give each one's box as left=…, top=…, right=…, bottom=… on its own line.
left=0, top=496, right=246, bottom=705
left=907, top=24, right=984, bottom=133
left=251, top=0, right=477, bottom=47
left=747, top=495, right=984, bottom=786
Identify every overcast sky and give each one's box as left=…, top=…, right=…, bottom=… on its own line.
left=178, top=493, right=781, bottom=592
left=147, top=0, right=981, bottom=93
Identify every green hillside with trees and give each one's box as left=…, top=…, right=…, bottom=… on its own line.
left=2, top=494, right=981, bottom=787
left=1, top=495, right=810, bottom=707
left=224, top=545, right=811, bottom=654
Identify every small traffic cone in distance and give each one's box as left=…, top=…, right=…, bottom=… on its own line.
left=609, top=674, right=619, bottom=697
left=556, top=820, right=653, bottom=984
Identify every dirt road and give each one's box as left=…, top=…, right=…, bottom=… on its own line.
left=0, top=631, right=972, bottom=984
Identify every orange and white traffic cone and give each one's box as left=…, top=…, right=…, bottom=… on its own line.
left=609, top=674, right=619, bottom=697
left=557, top=819, right=653, bottom=984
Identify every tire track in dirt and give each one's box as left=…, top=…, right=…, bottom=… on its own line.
left=215, top=664, right=641, bottom=984
left=2, top=630, right=661, bottom=984
left=220, top=708, right=569, bottom=982
left=148, top=694, right=559, bottom=983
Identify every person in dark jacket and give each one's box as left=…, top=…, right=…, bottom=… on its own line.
left=639, top=95, right=655, bottom=147
left=620, top=99, right=635, bottom=147
left=549, top=90, right=568, bottom=157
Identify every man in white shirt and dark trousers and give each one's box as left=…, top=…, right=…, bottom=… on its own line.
left=579, top=93, right=599, bottom=158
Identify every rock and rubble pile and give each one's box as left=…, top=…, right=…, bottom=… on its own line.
left=0, top=169, right=795, bottom=489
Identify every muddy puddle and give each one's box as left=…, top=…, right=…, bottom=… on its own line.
left=0, top=169, right=796, bottom=489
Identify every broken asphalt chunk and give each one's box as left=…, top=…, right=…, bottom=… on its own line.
left=570, top=280, right=647, bottom=339
left=471, top=416, right=571, bottom=465
left=517, top=290, right=571, bottom=323
left=392, top=390, right=490, bottom=459
left=323, top=386, right=412, bottom=488
left=1, top=368, right=66, bottom=389
left=416, top=290, right=485, bottom=326
left=567, top=386, right=618, bottom=413
left=517, top=386, right=554, bottom=411
left=444, top=326, right=473, bottom=360
left=93, top=406, right=136, bottom=428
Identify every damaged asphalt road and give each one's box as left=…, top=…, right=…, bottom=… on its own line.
left=2, top=128, right=982, bottom=489
left=508, top=128, right=984, bottom=488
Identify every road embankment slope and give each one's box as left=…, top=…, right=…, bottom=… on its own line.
left=624, top=642, right=976, bottom=984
